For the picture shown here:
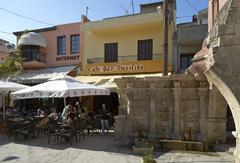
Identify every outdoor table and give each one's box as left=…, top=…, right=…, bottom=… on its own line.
left=59, top=124, right=70, bottom=131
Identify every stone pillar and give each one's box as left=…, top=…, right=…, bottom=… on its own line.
left=233, top=131, right=240, bottom=163
left=197, top=87, right=209, bottom=141
left=114, top=78, right=128, bottom=142
left=148, top=89, right=156, bottom=139
left=172, top=81, right=181, bottom=139
left=115, top=79, right=128, bottom=115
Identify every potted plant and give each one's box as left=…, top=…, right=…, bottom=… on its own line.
left=141, top=154, right=156, bottom=163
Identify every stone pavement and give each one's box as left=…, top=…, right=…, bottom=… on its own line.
left=0, top=134, right=234, bottom=163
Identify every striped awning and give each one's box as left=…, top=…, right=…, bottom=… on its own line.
left=18, top=32, right=47, bottom=48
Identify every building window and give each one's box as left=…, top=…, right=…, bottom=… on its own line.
left=71, top=34, right=80, bottom=54
left=104, top=43, right=118, bottom=63
left=138, top=39, right=153, bottom=60
left=57, top=36, right=66, bottom=55
left=180, top=54, right=194, bottom=70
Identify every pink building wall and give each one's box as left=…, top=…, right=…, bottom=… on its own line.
left=208, top=0, right=228, bottom=32
left=0, top=51, right=8, bottom=64
left=39, top=22, right=83, bottom=67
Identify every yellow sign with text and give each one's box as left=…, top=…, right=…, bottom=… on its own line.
left=81, top=60, right=172, bottom=75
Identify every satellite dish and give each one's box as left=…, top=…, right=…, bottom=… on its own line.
left=157, top=6, right=162, bottom=13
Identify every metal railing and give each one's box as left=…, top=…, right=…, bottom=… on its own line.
left=87, top=53, right=163, bottom=64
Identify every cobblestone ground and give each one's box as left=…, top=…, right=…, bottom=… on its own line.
left=0, top=134, right=234, bottom=163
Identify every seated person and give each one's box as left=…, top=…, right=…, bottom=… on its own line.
left=80, top=106, right=88, bottom=120
left=37, top=108, right=45, bottom=117
left=61, top=104, right=72, bottom=122
left=48, top=112, right=59, bottom=121
left=67, top=106, right=77, bottom=125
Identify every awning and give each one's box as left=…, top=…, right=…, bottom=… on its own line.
left=9, top=65, right=78, bottom=84
left=11, top=75, right=110, bottom=100
left=76, top=73, right=166, bottom=92
left=18, top=32, right=47, bottom=48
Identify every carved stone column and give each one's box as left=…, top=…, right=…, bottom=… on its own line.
left=197, top=87, right=209, bottom=141
left=172, top=81, right=181, bottom=139
left=115, top=79, right=128, bottom=115
left=148, top=88, right=156, bottom=139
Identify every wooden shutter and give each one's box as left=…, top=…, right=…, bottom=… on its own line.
left=138, top=39, right=153, bottom=60
left=104, top=43, right=118, bottom=62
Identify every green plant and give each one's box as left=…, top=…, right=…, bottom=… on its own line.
left=141, top=154, right=156, bottom=163
left=0, top=49, right=23, bottom=77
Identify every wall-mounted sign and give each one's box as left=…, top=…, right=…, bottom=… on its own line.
left=56, top=55, right=80, bottom=61
left=88, top=63, right=144, bottom=74
left=82, top=60, right=172, bottom=75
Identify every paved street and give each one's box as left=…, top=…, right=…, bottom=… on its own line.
left=0, top=134, right=234, bottom=163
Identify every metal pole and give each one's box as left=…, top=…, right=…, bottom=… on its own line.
left=64, top=97, right=67, bottom=107
left=163, top=0, right=169, bottom=76
left=86, top=7, right=89, bottom=17
left=131, top=0, right=135, bottom=14
left=2, top=95, right=5, bottom=120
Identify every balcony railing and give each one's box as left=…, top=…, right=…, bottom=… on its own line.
left=12, top=49, right=47, bottom=63
left=87, top=53, right=163, bottom=64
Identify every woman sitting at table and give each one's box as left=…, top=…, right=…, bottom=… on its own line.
left=49, top=112, right=59, bottom=121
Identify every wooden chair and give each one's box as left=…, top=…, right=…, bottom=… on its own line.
left=6, top=120, right=19, bottom=140
left=35, top=117, right=49, bottom=137
left=60, top=126, right=78, bottom=146
left=46, top=123, right=64, bottom=144
left=15, top=122, right=36, bottom=140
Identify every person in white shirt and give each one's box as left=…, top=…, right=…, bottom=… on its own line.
left=61, top=104, right=71, bottom=122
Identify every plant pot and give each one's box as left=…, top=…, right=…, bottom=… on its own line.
left=141, top=156, right=157, bottom=163
left=132, top=145, right=154, bottom=155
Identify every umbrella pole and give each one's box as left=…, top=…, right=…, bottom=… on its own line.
left=3, top=95, right=5, bottom=120
left=64, top=97, right=66, bottom=107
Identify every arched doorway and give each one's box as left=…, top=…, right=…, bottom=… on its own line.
left=226, top=106, right=236, bottom=144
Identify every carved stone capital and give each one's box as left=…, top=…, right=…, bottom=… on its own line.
left=173, top=81, right=181, bottom=88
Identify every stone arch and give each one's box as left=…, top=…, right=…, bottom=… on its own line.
left=205, top=70, right=240, bottom=132
left=189, top=0, right=240, bottom=161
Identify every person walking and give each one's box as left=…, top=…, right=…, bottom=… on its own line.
left=100, top=104, right=109, bottom=134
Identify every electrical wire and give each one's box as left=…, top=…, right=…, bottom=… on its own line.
left=0, top=7, right=55, bottom=26
left=0, top=30, right=12, bottom=35
left=0, top=36, right=15, bottom=43
left=184, top=0, right=199, bottom=12
left=176, top=16, right=193, bottom=19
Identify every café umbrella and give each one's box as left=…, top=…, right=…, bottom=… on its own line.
left=0, top=80, right=30, bottom=92
left=0, top=81, right=30, bottom=119
left=11, top=75, right=110, bottom=106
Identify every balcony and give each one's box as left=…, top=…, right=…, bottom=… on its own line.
left=20, top=49, right=47, bottom=69
left=87, top=53, right=162, bottom=64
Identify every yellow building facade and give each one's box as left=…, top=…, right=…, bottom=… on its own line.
left=80, top=8, right=176, bottom=75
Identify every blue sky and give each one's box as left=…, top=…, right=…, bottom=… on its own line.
left=0, top=0, right=208, bottom=44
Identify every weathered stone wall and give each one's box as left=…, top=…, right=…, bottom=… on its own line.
left=114, top=74, right=228, bottom=145
left=203, top=0, right=240, bottom=162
